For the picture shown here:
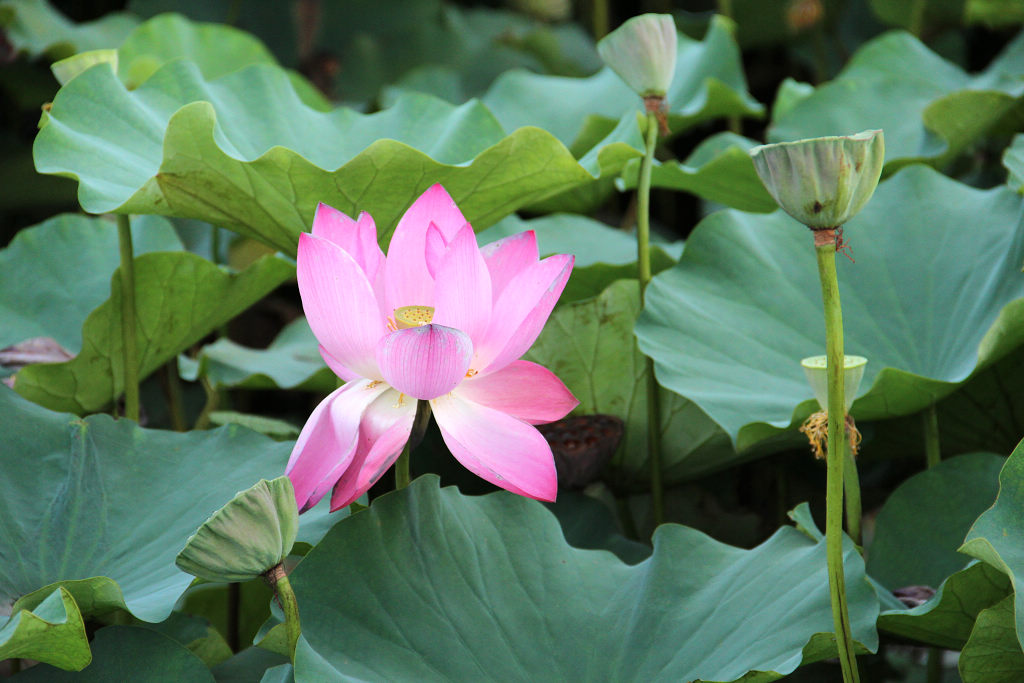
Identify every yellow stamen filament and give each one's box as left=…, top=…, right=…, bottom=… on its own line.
left=366, top=380, right=382, bottom=389
left=393, top=393, right=406, bottom=409
left=799, top=410, right=862, bottom=460
left=465, top=369, right=477, bottom=378
left=394, top=305, right=435, bottom=329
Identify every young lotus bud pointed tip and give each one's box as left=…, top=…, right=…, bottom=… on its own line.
left=751, top=130, right=884, bottom=229
left=597, top=13, right=677, bottom=99
left=176, top=476, right=299, bottom=583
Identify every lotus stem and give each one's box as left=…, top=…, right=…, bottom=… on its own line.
left=117, top=214, right=140, bottom=422
left=591, top=0, right=609, bottom=39
left=923, top=403, right=941, bottom=469
left=843, top=447, right=862, bottom=546
left=395, top=399, right=431, bottom=489
left=637, top=110, right=665, bottom=527
left=909, top=0, right=927, bottom=38
left=266, top=565, right=301, bottom=663
left=815, top=235, right=860, bottom=683
left=163, top=362, right=186, bottom=432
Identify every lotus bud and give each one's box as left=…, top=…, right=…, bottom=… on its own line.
left=750, top=130, right=884, bottom=230
left=176, top=477, right=299, bottom=583
left=801, top=355, right=867, bottom=412
left=50, top=49, right=118, bottom=86
left=597, top=14, right=677, bottom=100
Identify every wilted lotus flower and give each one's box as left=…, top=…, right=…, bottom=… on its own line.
left=288, top=185, right=578, bottom=511
left=750, top=130, right=884, bottom=229
left=597, top=14, right=677, bottom=99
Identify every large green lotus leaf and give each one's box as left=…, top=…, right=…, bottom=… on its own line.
left=868, top=0, right=966, bottom=31
left=179, top=317, right=334, bottom=393
left=0, top=385, right=294, bottom=623
left=636, top=165, right=1024, bottom=451
left=527, top=279, right=735, bottom=486
left=12, top=250, right=293, bottom=414
left=141, top=611, right=232, bottom=667
left=115, top=13, right=328, bottom=110
left=0, top=587, right=89, bottom=671
left=0, top=214, right=182, bottom=354
left=959, top=595, right=1024, bottom=682
left=14, top=625, right=214, bottom=682
left=618, top=132, right=777, bottom=213
left=0, top=0, right=138, bottom=60
left=771, top=30, right=1024, bottom=168
left=868, top=453, right=1005, bottom=590
left=33, top=59, right=633, bottom=256
left=482, top=16, right=762, bottom=149
left=289, top=476, right=878, bottom=682
left=961, top=437, right=1024, bottom=650
left=1005, top=132, right=1024, bottom=193
left=879, top=561, right=1011, bottom=650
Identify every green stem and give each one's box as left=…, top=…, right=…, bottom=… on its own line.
left=717, top=0, right=733, bottom=18
left=923, top=403, right=941, bottom=469
left=909, top=0, right=927, bottom=38
left=117, top=215, right=140, bottom=422
left=843, top=445, right=862, bottom=546
left=269, top=567, right=301, bottom=663
left=194, top=376, right=219, bottom=430
left=163, top=362, right=186, bottom=431
left=815, top=238, right=860, bottom=683
left=591, top=0, right=609, bottom=39
left=637, top=110, right=664, bottom=527
left=227, top=582, right=240, bottom=652
left=395, top=399, right=431, bottom=489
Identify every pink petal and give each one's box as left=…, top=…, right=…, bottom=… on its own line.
left=475, top=254, right=574, bottom=374
left=318, top=344, right=360, bottom=382
left=286, top=379, right=389, bottom=511
left=384, top=185, right=468, bottom=314
left=424, top=222, right=448, bottom=280
left=298, top=233, right=386, bottom=380
left=431, top=224, right=492, bottom=346
left=376, top=324, right=473, bottom=400
left=330, top=388, right=416, bottom=510
left=311, top=204, right=384, bottom=284
left=456, top=360, right=578, bottom=425
left=481, top=230, right=539, bottom=303
left=431, top=392, right=557, bottom=501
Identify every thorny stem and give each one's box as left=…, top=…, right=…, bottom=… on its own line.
left=815, top=236, right=860, bottom=683
left=266, top=565, right=301, bottom=663
left=395, top=399, right=431, bottom=489
left=117, top=215, right=140, bottom=422
left=638, top=110, right=664, bottom=528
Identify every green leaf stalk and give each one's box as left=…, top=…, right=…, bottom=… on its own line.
left=395, top=399, right=431, bottom=490
left=117, top=215, right=140, bottom=422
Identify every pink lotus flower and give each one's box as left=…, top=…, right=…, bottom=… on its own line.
left=287, top=185, right=578, bottom=512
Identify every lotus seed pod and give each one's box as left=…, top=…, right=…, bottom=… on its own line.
left=801, top=355, right=867, bottom=412
left=750, top=130, right=884, bottom=229
left=597, top=14, right=677, bottom=98
left=176, top=477, right=299, bottom=583
left=50, top=49, right=118, bottom=86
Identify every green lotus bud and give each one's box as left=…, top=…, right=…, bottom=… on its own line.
left=176, top=477, right=298, bottom=583
left=750, top=130, right=884, bottom=229
left=801, top=355, right=867, bottom=412
left=50, top=50, right=118, bottom=86
left=597, top=14, right=677, bottom=98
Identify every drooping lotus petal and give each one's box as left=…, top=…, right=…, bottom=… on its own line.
left=317, top=344, right=360, bottom=383
left=431, top=224, right=492, bottom=346
left=311, top=203, right=385, bottom=283
left=431, top=392, right=557, bottom=501
left=384, top=185, right=468, bottom=313
left=286, top=379, right=388, bottom=511
left=456, top=360, right=578, bottom=425
left=481, top=230, right=539, bottom=303
left=424, top=222, right=448, bottom=280
left=330, top=388, right=416, bottom=511
left=476, top=254, right=574, bottom=374
left=376, top=324, right=473, bottom=400
left=298, top=233, right=386, bottom=380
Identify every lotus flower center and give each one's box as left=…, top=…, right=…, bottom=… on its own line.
left=394, top=305, right=435, bottom=329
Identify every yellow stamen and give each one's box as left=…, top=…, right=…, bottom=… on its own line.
left=366, top=380, right=382, bottom=389
left=465, top=369, right=478, bottom=378
left=799, top=410, right=862, bottom=460
left=393, top=393, right=406, bottom=409
left=394, top=305, right=435, bottom=329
